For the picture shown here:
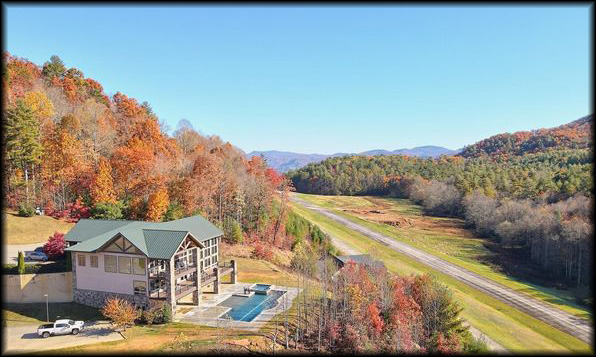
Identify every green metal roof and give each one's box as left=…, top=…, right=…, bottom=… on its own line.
left=64, top=215, right=223, bottom=259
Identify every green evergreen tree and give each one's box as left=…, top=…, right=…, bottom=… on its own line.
left=17, top=251, right=25, bottom=275
left=42, top=55, right=66, bottom=79
left=4, top=100, right=42, bottom=203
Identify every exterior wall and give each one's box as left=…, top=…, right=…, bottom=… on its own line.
left=73, top=288, right=149, bottom=309
left=73, top=251, right=148, bottom=295
left=199, top=236, right=219, bottom=272
left=3, top=272, right=73, bottom=303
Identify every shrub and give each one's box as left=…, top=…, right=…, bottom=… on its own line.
left=101, top=298, right=137, bottom=331
left=43, top=232, right=66, bottom=260
left=252, top=241, right=274, bottom=261
left=91, top=202, right=124, bottom=220
left=17, top=204, right=35, bottom=217
left=161, top=304, right=172, bottom=323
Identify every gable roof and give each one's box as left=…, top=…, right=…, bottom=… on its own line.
left=64, top=215, right=223, bottom=259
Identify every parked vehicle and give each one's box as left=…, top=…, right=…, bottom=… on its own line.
left=37, top=319, right=85, bottom=338
left=34, top=247, right=44, bottom=253
left=25, top=251, right=48, bottom=261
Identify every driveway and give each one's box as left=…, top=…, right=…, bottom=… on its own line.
left=2, top=321, right=123, bottom=354
left=3, top=243, right=51, bottom=265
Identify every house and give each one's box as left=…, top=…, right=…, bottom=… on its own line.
left=64, top=215, right=237, bottom=313
left=333, top=254, right=386, bottom=270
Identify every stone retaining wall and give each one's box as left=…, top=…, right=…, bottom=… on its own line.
left=73, top=287, right=149, bottom=309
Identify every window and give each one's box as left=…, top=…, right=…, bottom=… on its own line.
left=77, top=254, right=86, bottom=267
left=132, top=257, right=145, bottom=275
left=90, top=255, right=98, bottom=268
left=56, top=323, right=67, bottom=328
left=213, top=255, right=218, bottom=263
left=105, top=255, right=117, bottom=273
left=133, top=280, right=147, bottom=295
left=118, top=256, right=131, bottom=274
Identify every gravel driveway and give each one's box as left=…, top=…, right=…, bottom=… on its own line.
left=1, top=321, right=123, bottom=355
left=3, top=243, right=50, bottom=265
left=291, top=194, right=592, bottom=345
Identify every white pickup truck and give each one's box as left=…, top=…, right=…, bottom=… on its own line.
left=37, top=319, right=85, bottom=338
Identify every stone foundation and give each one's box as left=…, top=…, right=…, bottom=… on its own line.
left=73, top=288, right=149, bottom=309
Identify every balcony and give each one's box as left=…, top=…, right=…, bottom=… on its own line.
left=175, top=281, right=197, bottom=299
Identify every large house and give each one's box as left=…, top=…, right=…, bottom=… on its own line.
left=64, top=215, right=237, bottom=313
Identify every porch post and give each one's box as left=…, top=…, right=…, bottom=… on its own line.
left=192, top=247, right=201, bottom=307
left=213, top=267, right=219, bottom=294
left=231, top=259, right=237, bottom=284
left=168, top=256, right=176, bottom=314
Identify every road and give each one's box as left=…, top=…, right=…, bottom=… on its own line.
left=1, top=321, right=123, bottom=354
left=291, top=195, right=593, bottom=345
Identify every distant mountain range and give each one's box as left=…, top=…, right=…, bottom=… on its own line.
left=247, top=146, right=461, bottom=172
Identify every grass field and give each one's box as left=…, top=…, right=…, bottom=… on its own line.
left=3, top=211, right=74, bottom=244
left=290, top=197, right=592, bottom=353
left=3, top=302, right=103, bottom=326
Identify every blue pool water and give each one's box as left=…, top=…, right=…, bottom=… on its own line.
left=219, top=290, right=286, bottom=322
left=251, top=283, right=271, bottom=294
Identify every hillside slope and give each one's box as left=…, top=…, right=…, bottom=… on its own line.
left=459, top=115, right=592, bottom=158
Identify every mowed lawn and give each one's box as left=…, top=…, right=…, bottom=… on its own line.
left=295, top=193, right=591, bottom=321
left=290, top=198, right=592, bottom=353
left=4, top=211, right=74, bottom=244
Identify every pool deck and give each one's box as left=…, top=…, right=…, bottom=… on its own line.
left=176, top=281, right=301, bottom=332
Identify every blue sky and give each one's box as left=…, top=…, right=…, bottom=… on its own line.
left=4, top=5, right=591, bottom=154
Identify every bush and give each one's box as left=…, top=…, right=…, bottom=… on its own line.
left=3, top=261, right=69, bottom=275
left=17, top=204, right=35, bottom=217
left=91, top=202, right=124, bottom=220
left=43, top=232, right=66, bottom=260
left=161, top=304, right=172, bottom=323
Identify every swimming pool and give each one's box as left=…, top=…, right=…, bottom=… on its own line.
left=219, top=290, right=286, bottom=322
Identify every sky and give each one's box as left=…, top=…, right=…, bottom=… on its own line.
left=3, top=5, right=591, bottom=154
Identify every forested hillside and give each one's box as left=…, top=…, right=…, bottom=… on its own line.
left=459, top=115, right=592, bottom=158
left=2, top=53, right=331, bottom=257
left=287, top=118, right=593, bottom=291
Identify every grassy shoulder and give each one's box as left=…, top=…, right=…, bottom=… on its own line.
left=290, top=200, right=591, bottom=353
left=296, top=193, right=591, bottom=321
left=3, top=211, right=74, bottom=244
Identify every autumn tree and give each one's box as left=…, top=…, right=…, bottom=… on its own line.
left=101, top=298, right=137, bottom=331
left=146, top=186, right=169, bottom=221
left=90, top=157, right=117, bottom=205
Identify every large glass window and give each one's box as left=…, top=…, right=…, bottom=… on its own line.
left=104, top=255, right=117, bottom=273
left=133, top=280, right=146, bottom=295
left=77, top=254, right=86, bottom=267
left=118, top=256, right=131, bottom=274
left=90, top=255, right=98, bottom=268
left=132, top=257, right=145, bottom=275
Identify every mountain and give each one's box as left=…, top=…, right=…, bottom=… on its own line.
left=459, top=114, right=592, bottom=158
left=247, top=146, right=460, bottom=172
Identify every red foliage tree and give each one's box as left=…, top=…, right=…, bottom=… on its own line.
left=43, top=232, right=66, bottom=259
